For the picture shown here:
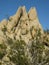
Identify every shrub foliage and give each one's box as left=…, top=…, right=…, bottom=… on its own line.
left=0, top=29, right=49, bottom=65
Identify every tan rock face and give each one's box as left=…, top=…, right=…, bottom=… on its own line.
left=28, top=7, right=37, bottom=20
left=7, top=7, right=22, bottom=33
left=28, top=7, right=43, bottom=34
left=0, top=30, right=6, bottom=43
left=0, top=6, right=43, bottom=43
left=0, top=19, right=7, bottom=30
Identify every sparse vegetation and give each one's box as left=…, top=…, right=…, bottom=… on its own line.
left=0, top=42, right=7, bottom=59
left=0, top=28, right=49, bottom=65
left=8, top=40, right=30, bottom=65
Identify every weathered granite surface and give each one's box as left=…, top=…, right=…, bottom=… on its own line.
left=0, top=6, right=43, bottom=43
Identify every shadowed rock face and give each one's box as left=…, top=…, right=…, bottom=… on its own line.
left=0, top=6, right=43, bottom=43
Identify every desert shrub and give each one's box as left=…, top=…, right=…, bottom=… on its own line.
left=8, top=40, right=30, bottom=65
left=0, top=27, right=49, bottom=65
left=30, top=38, right=45, bottom=65
left=0, top=42, right=7, bottom=59
left=30, top=29, right=49, bottom=65
left=7, top=37, right=14, bottom=45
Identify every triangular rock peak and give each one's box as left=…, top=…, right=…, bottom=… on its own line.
left=0, top=6, right=43, bottom=43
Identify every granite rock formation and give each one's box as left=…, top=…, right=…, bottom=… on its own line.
left=0, top=6, right=49, bottom=65
left=0, top=6, right=43, bottom=43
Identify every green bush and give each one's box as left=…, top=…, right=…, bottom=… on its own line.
left=30, top=29, right=49, bottom=65
left=0, top=43, right=7, bottom=59
left=0, top=28, right=49, bottom=65
left=8, top=40, right=30, bottom=65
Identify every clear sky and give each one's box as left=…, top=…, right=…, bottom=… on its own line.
left=0, top=0, right=49, bottom=30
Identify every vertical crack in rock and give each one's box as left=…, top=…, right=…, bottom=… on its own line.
left=7, top=7, right=23, bottom=33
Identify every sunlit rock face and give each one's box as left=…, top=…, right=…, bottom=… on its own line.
left=0, top=19, right=7, bottom=30
left=0, top=6, right=43, bottom=43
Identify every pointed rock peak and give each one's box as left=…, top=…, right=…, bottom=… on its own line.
left=22, top=6, right=27, bottom=16
left=9, top=6, right=22, bottom=20
left=16, top=6, right=22, bottom=15
left=28, top=7, right=37, bottom=20
left=7, top=7, right=23, bottom=33
left=15, top=6, right=23, bottom=18
left=20, top=6, right=28, bottom=20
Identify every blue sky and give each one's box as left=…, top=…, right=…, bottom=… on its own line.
left=0, top=0, right=49, bottom=29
